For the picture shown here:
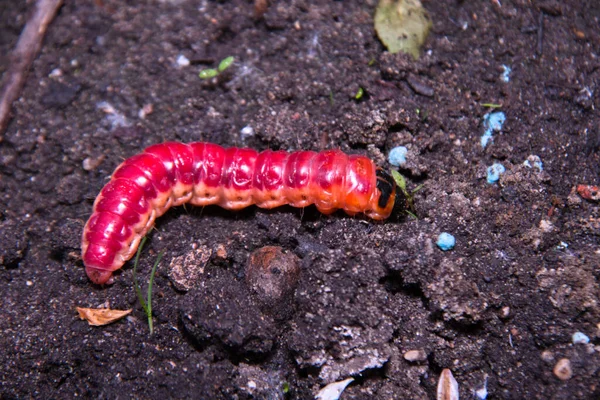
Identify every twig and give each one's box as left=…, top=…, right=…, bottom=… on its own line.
left=536, top=12, right=544, bottom=56
left=0, top=0, right=63, bottom=139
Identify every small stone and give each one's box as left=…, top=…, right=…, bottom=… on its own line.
left=403, top=349, right=427, bottom=362
left=176, top=54, right=190, bottom=67
left=572, top=331, right=590, bottom=344
left=82, top=155, right=105, bottom=171
left=540, top=350, right=554, bottom=363
left=168, top=246, right=212, bottom=291
left=215, top=243, right=227, bottom=260
left=245, top=246, right=300, bottom=319
left=553, top=358, right=572, bottom=381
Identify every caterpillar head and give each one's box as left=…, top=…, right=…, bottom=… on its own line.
left=371, top=168, right=410, bottom=220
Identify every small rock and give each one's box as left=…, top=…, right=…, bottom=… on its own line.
left=540, top=350, right=554, bottom=363
left=572, top=331, right=590, bottom=344
left=403, top=349, right=427, bottom=362
left=553, top=358, right=573, bottom=381
left=168, top=246, right=212, bottom=291
left=245, top=246, right=300, bottom=319
left=82, top=155, right=105, bottom=171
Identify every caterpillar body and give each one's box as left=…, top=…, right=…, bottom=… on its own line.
left=82, top=142, right=405, bottom=284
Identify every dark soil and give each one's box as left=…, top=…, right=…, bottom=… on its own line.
left=1, top=0, right=599, bottom=398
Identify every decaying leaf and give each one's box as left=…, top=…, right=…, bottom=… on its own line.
left=374, top=0, right=432, bottom=58
left=76, top=307, right=132, bottom=326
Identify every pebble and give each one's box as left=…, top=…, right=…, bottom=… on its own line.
left=240, top=125, right=255, bottom=140
left=553, top=358, right=573, bottom=381
left=436, top=232, right=455, bottom=251
left=403, top=349, right=427, bottom=362
left=168, top=246, right=212, bottom=291
left=245, top=246, right=300, bottom=317
left=572, top=331, right=590, bottom=344
left=176, top=54, right=190, bottom=67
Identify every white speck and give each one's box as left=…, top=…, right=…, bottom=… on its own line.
left=501, top=65, right=511, bottom=82
left=138, top=104, right=154, bottom=119
left=247, top=380, right=257, bottom=390
left=556, top=241, right=568, bottom=250
left=49, top=68, right=63, bottom=78
left=572, top=331, right=590, bottom=344
left=240, top=126, right=255, bottom=140
left=176, top=54, right=190, bottom=67
left=26, top=281, right=33, bottom=286
left=315, top=378, right=354, bottom=400
left=97, top=101, right=131, bottom=128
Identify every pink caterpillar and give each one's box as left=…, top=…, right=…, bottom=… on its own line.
left=82, top=142, right=405, bottom=284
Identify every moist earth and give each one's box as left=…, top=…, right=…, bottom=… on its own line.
left=1, top=0, right=599, bottom=398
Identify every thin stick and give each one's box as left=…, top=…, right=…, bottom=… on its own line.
left=536, top=12, right=544, bottom=56
left=0, top=0, right=63, bottom=138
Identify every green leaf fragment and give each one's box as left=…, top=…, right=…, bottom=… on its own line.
left=390, top=169, right=407, bottom=192
left=218, top=56, right=234, bottom=72
left=374, top=0, right=432, bottom=59
left=199, top=69, right=219, bottom=79
left=354, top=87, right=364, bottom=100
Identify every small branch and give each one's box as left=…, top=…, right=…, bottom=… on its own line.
left=0, top=0, right=63, bottom=139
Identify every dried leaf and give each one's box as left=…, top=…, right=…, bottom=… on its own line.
left=374, top=0, right=432, bottom=59
left=76, top=307, right=132, bottom=326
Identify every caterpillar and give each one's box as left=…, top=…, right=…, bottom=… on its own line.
left=81, top=142, right=406, bottom=284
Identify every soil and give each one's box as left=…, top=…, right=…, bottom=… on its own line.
left=1, top=0, right=599, bottom=398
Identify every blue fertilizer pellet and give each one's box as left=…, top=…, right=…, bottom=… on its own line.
left=388, top=146, right=408, bottom=166
left=487, top=163, right=506, bottom=184
left=436, top=233, right=456, bottom=251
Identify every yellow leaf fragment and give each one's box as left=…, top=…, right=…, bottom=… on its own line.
left=76, top=307, right=132, bottom=326
left=374, top=0, right=432, bottom=58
